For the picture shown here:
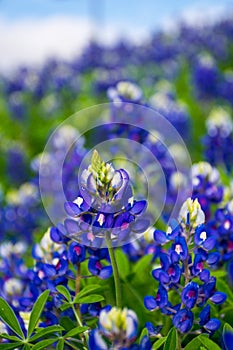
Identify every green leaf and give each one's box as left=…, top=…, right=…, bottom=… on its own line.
left=115, top=249, right=130, bottom=280
left=152, top=337, right=167, bottom=349
left=131, top=254, right=153, bottom=285
left=0, top=343, right=23, bottom=350
left=75, top=294, right=105, bottom=304
left=59, top=302, right=72, bottom=312
left=65, top=326, right=89, bottom=338
left=198, top=335, right=221, bottom=350
left=0, top=334, right=21, bottom=341
left=56, top=286, right=72, bottom=303
left=56, top=339, right=64, bottom=350
left=30, top=325, right=64, bottom=342
left=223, top=322, right=233, bottom=334
left=211, top=270, right=227, bottom=278
left=60, top=316, right=75, bottom=331
left=74, top=284, right=105, bottom=302
left=27, top=289, right=50, bottom=338
left=0, top=297, right=25, bottom=339
left=23, top=345, right=31, bottom=350
left=139, top=327, right=149, bottom=343
left=32, top=338, right=58, bottom=350
left=216, top=279, right=233, bottom=302
left=184, top=337, right=201, bottom=350
left=163, top=328, right=178, bottom=350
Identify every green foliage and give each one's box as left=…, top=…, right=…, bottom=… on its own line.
left=0, top=297, right=25, bottom=339
left=27, top=290, right=50, bottom=337
left=152, top=337, right=167, bottom=349
left=163, top=327, right=178, bottom=350
left=0, top=291, right=65, bottom=350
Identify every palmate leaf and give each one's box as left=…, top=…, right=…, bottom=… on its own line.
left=27, top=290, right=50, bottom=338
left=0, top=297, right=24, bottom=339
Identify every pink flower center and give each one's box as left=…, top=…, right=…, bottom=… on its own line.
left=74, top=246, right=81, bottom=255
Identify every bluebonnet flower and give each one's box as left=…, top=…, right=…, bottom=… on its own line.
left=219, top=70, right=233, bottom=106
left=203, top=107, right=233, bottom=172
left=32, top=229, right=69, bottom=293
left=144, top=198, right=226, bottom=335
left=0, top=182, right=46, bottom=243
left=193, top=53, right=220, bottom=99
left=6, top=147, right=28, bottom=186
left=62, top=150, right=149, bottom=247
left=191, top=162, right=223, bottom=219
left=206, top=199, right=233, bottom=263
left=89, top=306, right=151, bottom=349
left=149, top=91, right=190, bottom=140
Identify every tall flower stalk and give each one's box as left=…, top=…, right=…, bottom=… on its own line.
left=145, top=198, right=227, bottom=343
left=63, top=150, right=149, bottom=308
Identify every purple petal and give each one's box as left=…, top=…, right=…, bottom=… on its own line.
left=154, top=230, right=167, bottom=244
left=204, top=318, right=220, bottom=332
left=131, top=218, right=150, bottom=233
left=64, top=202, right=81, bottom=216
left=144, top=296, right=157, bottom=311
left=130, top=200, right=147, bottom=215
left=210, top=292, right=227, bottom=304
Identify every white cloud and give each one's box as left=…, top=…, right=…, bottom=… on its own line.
left=161, top=3, right=231, bottom=31
left=0, top=16, right=95, bottom=72
left=0, top=15, right=149, bottom=73
left=0, top=3, right=231, bottom=73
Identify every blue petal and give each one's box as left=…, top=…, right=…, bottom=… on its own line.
left=204, top=318, right=220, bottom=332
left=64, top=201, right=81, bottom=216
left=130, top=200, right=147, bottom=215
left=223, top=332, right=233, bottom=350
left=210, top=292, right=227, bottom=304
left=89, top=329, right=108, bottom=350
left=154, top=230, right=167, bottom=244
left=144, top=296, right=157, bottom=311
left=131, top=218, right=150, bottom=233
left=99, top=266, right=113, bottom=279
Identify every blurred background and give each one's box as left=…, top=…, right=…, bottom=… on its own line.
left=0, top=0, right=233, bottom=71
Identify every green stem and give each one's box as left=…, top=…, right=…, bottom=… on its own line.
left=177, top=333, right=182, bottom=350
left=106, top=231, right=122, bottom=308
left=75, top=263, right=81, bottom=320
left=73, top=263, right=89, bottom=346
left=71, top=304, right=89, bottom=346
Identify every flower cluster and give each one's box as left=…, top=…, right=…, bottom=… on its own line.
left=191, top=162, right=223, bottom=219
left=207, top=200, right=233, bottom=263
left=144, top=198, right=226, bottom=334
left=203, top=107, right=233, bottom=172
left=61, top=150, right=149, bottom=247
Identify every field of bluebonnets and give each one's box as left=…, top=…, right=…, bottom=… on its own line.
left=1, top=15, right=233, bottom=350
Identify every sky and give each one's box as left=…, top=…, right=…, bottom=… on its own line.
left=0, top=0, right=233, bottom=72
